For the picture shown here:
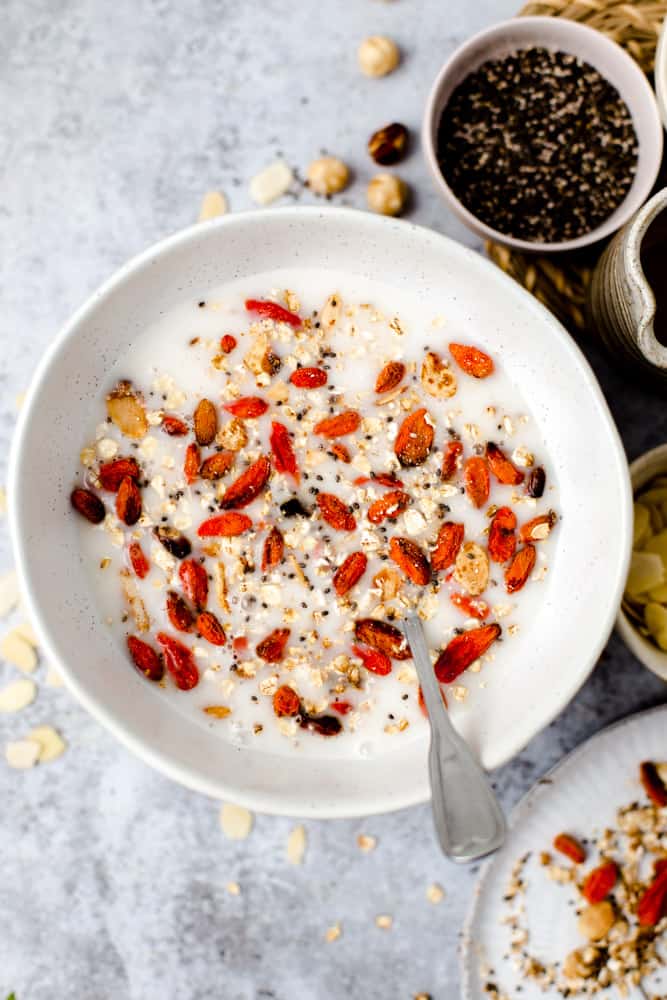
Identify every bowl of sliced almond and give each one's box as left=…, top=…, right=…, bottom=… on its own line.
left=618, top=443, right=667, bottom=681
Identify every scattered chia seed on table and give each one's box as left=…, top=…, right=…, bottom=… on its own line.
left=437, top=47, right=638, bottom=243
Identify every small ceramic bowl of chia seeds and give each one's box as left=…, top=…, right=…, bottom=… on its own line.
left=422, top=17, right=663, bottom=253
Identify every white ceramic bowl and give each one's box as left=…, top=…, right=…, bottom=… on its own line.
left=422, top=16, right=663, bottom=253
left=9, top=208, right=632, bottom=817
left=616, top=443, right=667, bottom=682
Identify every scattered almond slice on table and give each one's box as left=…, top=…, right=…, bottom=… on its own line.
left=5, top=739, right=40, bottom=770
left=249, top=161, right=293, bottom=206
left=287, top=824, right=306, bottom=865
left=0, top=678, right=36, bottom=713
left=1, top=628, right=38, bottom=673
left=27, top=725, right=66, bottom=762
left=198, top=190, right=227, bottom=221
left=0, top=569, right=20, bottom=619
left=219, top=802, right=254, bottom=840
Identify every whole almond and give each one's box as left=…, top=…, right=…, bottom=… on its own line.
left=193, top=398, right=218, bottom=445
left=577, top=901, right=615, bottom=942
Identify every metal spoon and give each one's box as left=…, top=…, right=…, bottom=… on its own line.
left=402, top=612, right=506, bottom=863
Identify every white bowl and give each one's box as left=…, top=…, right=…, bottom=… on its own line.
left=616, top=443, right=667, bottom=682
left=8, top=207, right=632, bottom=817
left=422, top=16, right=663, bottom=253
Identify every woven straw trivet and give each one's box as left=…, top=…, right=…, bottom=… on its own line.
left=485, top=0, right=667, bottom=333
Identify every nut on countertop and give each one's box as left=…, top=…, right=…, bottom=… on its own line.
left=358, top=35, right=400, bottom=78
left=368, top=123, right=408, bottom=166
left=307, top=156, right=350, bottom=196
left=367, top=173, right=408, bottom=216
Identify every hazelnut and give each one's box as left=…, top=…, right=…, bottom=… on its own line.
left=358, top=35, right=400, bottom=78
left=368, top=122, right=409, bottom=165
left=367, top=173, right=408, bottom=217
left=307, top=156, right=350, bottom=196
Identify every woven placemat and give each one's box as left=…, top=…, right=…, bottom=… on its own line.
left=486, top=0, right=667, bottom=333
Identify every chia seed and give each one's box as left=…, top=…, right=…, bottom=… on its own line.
left=436, top=47, right=638, bottom=243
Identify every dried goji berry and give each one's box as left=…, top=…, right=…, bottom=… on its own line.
left=331, top=700, right=353, bottom=715
left=655, top=858, right=667, bottom=878
left=375, top=360, right=406, bottom=393
left=314, top=411, right=361, bottom=438
left=198, top=512, right=253, bottom=537
left=179, top=558, right=208, bottom=609
left=184, top=443, right=201, bottom=484
left=161, top=414, right=189, bottom=436
left=193, top=398, right=218, bottom=445
left=394, top=408, right=434, bottom=466
left=70, top=487, right=105, bottom=524
left=290, top=367, right=328, bottom=389
left=352, top=643, right=392, bottom=675
left=505, top=544, right=536, bottom=593
left=200, top=451, right=235, bottom=481
left=126, top=635, right=164, bottom=682
left=372, top=472, right=404, bottom=488
left=441, top=440, right=463, bottom=481
left=166, top=591, right=194, bottom=632
left=329, top=443, right=351, bottom=463
left=220, top=334, right=237, bottom=354
left=640, top=761, right=667, bottom=806
left=317, top=492, right=356, bottom=531
left=582, top=861, right=618, bottom=904
left=262, top=526, right=285, bottom=571
left=354, top=619, right=411, bottom=660
left=520, top=510, right=558, bottom=543
left=219, top=456, right=271, bottom=509
left=270, top=421, right=299, bottom=482
left=486, top=442, right=524, bottom=486
left=464, top=456, right=490, bottom=508
left=245, top=298, right=302, bottom=327
left=196, top=611, right=226, bottom=646
left=488, top=506, right=517, bottom=564
left=154, top=526, right=192, bottom=558
left=128, top=541, right=150, bottom=580
left=450, top=592, right=490, bottom=620
left=553, top=833, right=586, bottom=864
left=156, top=632, right=199, bottom=690
left=389, top=536, right=431, bottom=585
left=448, top=342, right=494, bottom=378
left=223, top=396, right=269, bottom=419
left=367, top=489, right=411, bottom=525
left=256, top=627, right=291, bottom=663
left=273, top=684, right=301, bottom=717
left=637, top=868, right=667, bottom=926
left=431, top=521, right=464, bottom=572
left=434, top=623, right=501, bottom=683
left=333, top=551, right=367, bottom=596
left=116, top=476, right=142, bottom=526
left=98, top=456, right=140, bottom=491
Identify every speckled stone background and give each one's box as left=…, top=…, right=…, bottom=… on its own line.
left=1, top=2, right=666, bottom=998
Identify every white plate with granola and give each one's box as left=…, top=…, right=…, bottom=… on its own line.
left=461, top=705, right=667, bottom=999
left=9, top=208, right=631, bottom=815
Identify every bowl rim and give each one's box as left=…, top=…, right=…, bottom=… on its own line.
left=8, top=206, right=633, bottom=816
left=616, top=442, right=667, bottom=682
left=422, top=15, right=664, bottom=254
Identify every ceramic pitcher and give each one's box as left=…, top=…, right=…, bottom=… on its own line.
left=589, top=187, right=667, bottom=384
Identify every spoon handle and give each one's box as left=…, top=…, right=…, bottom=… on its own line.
left=403, top=613, right=506, bottom=863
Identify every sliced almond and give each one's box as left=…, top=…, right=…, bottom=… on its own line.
left=27, top=725, right=66, bottom=762
left=426, top=883, right=445, bottom=904
left=249, top=161, right=293, bottom=205
left=320, top=293, right=342, bottom=330
left=219, top=802, right=254, bottom=840
left=203, top=705, right=231, bottom=719
left=1, top=629, right=38, bottom=673
left=0, top=678, right=37, bottom=713
left=106, top=381, right=148, bottom=439
left=198, top=190, right=228, bottom=221
left=0, top=569, right=20, bottom=619
left=375, top=914, right=393, bottom=930
left=216, top=418, right=248, bottom=452
left=5, top=738, right=40, bottom=770
left=13, top=621, right=38, bottom=647
left=214, top=562, right=230, bottom=613
left=421, top=352, right=457, bottom=399
left=454, top=542, right=490, bottom=597
left=357, top=833, right=377, bottom=852
left=325, top=922, right=342, bottom=942
left=287, top=824, right=307, bottom=865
